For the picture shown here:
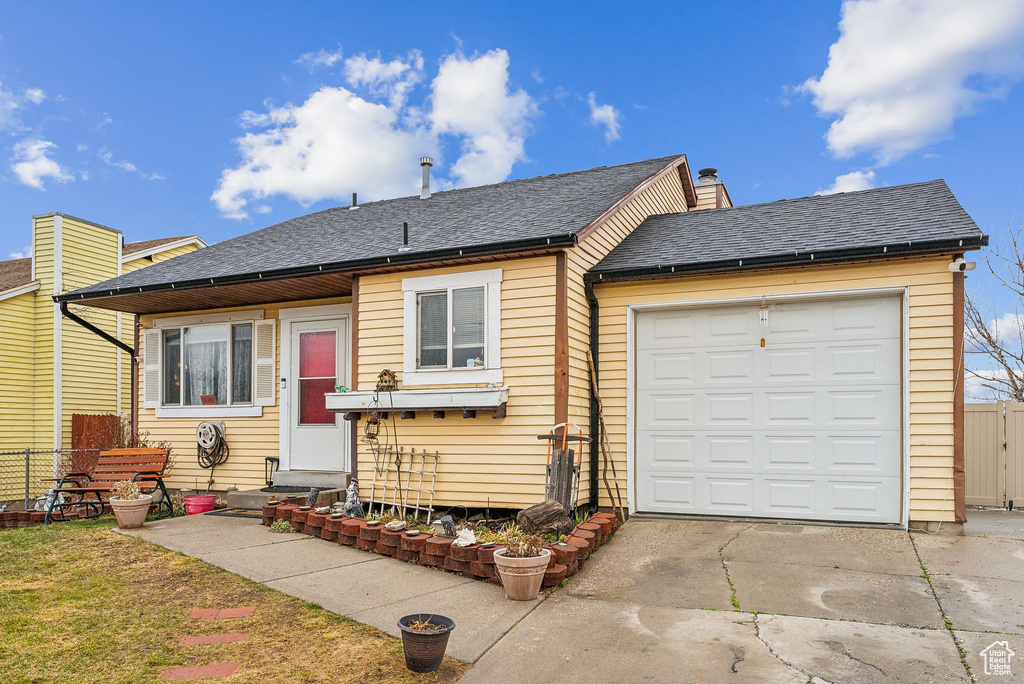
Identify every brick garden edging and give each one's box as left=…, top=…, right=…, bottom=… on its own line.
left=262, top=503, right=621, bottom=589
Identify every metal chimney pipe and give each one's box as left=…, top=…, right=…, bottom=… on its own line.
left=420, top=156, right=433, bottom=199
left=403, top=222, right=409, bottom=246
left=352, top=192, right=358, bottom=207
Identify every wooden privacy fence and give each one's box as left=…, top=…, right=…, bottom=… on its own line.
left=965, top=402, right=1024, bottom=508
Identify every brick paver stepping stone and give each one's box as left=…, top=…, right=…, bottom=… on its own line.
left=189, top=607, right=256, bottom=620
left=178, top=633, right=249, bottom=646
left=159, top=663, right=239, bottom=680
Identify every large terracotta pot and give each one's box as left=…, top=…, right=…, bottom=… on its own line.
left=109, top=495, right=152, bottom=529
left=493, top=548, right=551, bottom=600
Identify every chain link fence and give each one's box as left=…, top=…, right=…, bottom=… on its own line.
left=0, top=448, right=99, bottom=510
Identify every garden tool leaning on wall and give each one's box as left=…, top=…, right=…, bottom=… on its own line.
left=587, top=350, right=626, bottom=523
left=537, top=422, right=590, bottom=515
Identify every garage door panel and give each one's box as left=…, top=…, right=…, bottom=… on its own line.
left=706, top=435, right=755, bottom=467
left=707, top=350, right=754, bottom=384
left=828, top=387, right=899, bottom=427
left=639, top=391, right=695, bottom=428
left=640, top=433, right=695, bottom=469
left=826, top=478, right=901, bottom=521
left=636, top=310, right=696, bottom=350
left=705, top=477, right=755, bottom=513
left=708, top=308, right=757, bottom=344
left=827, top=298, right=901, bottom=339
left=635, top=295, right=903, bottom=524
left=764, top=478, right=818, bottom=515
left=637, top=351, right=696, bottom=390
left=705, top=392, right=754, bottom=425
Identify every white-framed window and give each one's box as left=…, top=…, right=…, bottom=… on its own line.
left=143, top=314, right=275, bottom=417
left=402, top=268, right=502, bottom=386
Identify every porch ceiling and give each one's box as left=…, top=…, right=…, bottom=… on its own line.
left=63, top=270, right=354, bottom=314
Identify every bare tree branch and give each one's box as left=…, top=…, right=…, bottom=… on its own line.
left=966, top=214, right=1024, bottom=402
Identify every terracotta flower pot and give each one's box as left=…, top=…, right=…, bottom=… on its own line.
left=493, top=548, right=552, bottom=600
left=397, top=614, right=455, bottom=673
left=109, top=495, right=153, bottom=529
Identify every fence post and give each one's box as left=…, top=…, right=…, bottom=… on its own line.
left=24, top=447, right=31, bottom=511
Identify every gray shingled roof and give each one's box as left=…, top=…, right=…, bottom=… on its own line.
left=67, top=155, right=682, bottom=297
left=591, top=180, right=986, bottom=277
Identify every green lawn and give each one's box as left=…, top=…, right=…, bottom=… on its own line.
left=0, top=518, right=467, bottom=683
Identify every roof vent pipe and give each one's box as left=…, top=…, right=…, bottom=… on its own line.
left=697, top=167, right=718, bottom=185
left=352, top=192, right=357, bottom=207
left=420, top=156, right=433, bottom=199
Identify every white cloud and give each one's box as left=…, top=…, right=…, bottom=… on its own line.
left=99, top=148, right=137, bottom=173
left=974, top=312, right=1024, bottom=346
left=0, top=80, right=46, bottom=133
left=212, top=86, right=434, bottom=219
left=816, top=169, right=876, bottom=195
left=587, top=92, right=621, bottom=143
left=800, top=0, right=1024, bottom=164
left=213, top=48, right=537, bottom=218
left=429, top=49, right=536, bottom=187
left=9, top=245, right=31, bottom=259
left=10, top=139, right=74, bottom=189
left=295, top=46, right=343, bottom=72
left=343, top=50, right=424, bottom=110
left=92, top=114, right=113, bottom=131
left=965, top=369, right=1008, bottom=401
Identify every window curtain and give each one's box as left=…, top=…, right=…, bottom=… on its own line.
left=184, top=327, right=228, bottom=405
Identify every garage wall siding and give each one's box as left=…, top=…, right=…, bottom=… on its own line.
left=594, top=256, right=958, bottom=523
left=566, top=170, right=689, bottom=502
left=355, top=256, right=558, bottom=509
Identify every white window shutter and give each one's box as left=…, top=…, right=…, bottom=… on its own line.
left=143, top=329, right=161, bottom=409
left=254, top=319, right=276, bottom=406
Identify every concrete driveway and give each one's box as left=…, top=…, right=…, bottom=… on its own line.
left=463, top=510, right=1024, bottom=683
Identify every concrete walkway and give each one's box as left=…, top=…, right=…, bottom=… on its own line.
left=124, top=510, right=1024, bottom=682
left=121, top=514, right=542, bottom=663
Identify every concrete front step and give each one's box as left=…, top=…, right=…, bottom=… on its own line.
left=226, top=486, right=344, bottom=510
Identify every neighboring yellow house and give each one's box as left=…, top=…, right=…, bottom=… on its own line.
left=58, top=156, right=986, bottom=532
left=0, top=213, right=205, bottom=471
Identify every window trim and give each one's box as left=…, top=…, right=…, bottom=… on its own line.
left=159, top=320, right=255, bottom=411
left=402, top=268, right=502, bottom=386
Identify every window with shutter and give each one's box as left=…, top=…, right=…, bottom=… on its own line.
left=147, top=316, right=273, bottom=415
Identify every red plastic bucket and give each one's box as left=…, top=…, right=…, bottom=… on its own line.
left=184, top=494, right=217, bottom=515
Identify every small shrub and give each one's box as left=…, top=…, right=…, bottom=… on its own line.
left=110, top=480, right=142, bottom=501
left=270, top=519, right=293, bottom=533
left=502, top=532, right=545, bottom=558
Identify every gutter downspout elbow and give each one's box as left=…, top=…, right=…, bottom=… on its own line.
left=585, top=279, right=600, bottom=514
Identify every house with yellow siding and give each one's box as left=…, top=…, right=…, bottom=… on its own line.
left=56, top=155, right=986, bottom=532
left=0, top=212, right=204, bottom=471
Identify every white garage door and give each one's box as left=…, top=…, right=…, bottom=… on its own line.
left=635, top=295, right=902, bottom=523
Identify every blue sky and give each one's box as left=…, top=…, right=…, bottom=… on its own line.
left=2, top=1, right=1023, bottom=393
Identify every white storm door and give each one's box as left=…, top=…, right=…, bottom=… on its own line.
left=288, top=318, right=348, bottom=471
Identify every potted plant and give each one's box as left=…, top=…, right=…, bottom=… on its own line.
left=397, top=613, right=455, bottom=673
left=108, top=480, right=152, bottom=529
left=493, top=532, right=551, bottom=600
